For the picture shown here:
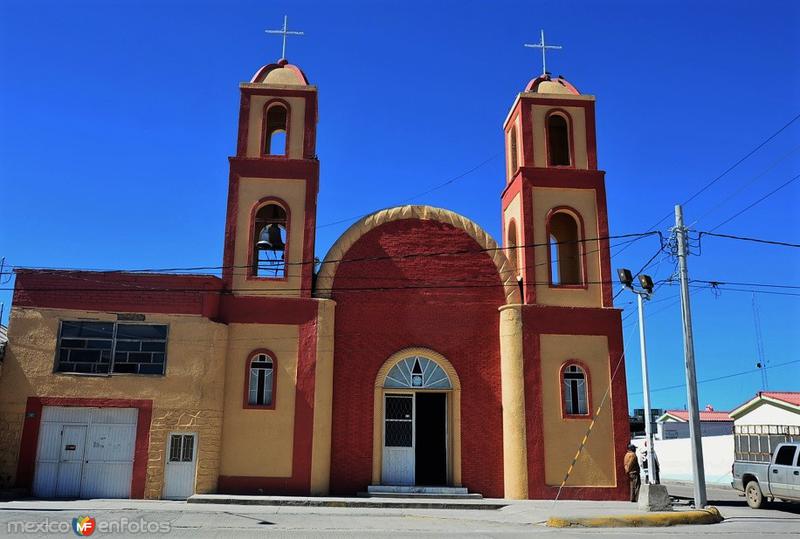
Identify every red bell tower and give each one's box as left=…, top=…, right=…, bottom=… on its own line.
left=221, top=59, right=319, bottom=297
left=500, top=74, right=614, bottom=308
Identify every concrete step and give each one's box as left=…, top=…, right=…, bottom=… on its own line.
left=359, top=492, right=484, bottom=499
left=362, top=485, right=482, bottom=499
left=188, top=494, right=505, bottom=510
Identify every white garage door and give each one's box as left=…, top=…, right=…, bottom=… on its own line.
left=33, top=406, right=138, bottom=498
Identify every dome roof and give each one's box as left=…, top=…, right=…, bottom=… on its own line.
left=250, top=59, right=310, bottom=86
left=524, top=74, right=580, bottom=95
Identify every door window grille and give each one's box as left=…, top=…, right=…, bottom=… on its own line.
left=169, top=434, right=195, bottom=463
left=385, top=396, right=413, bottom=447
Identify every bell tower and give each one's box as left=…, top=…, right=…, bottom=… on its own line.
left=500, top=73, right=614, bottom=308
left=221, top=58, right=319, bottom=297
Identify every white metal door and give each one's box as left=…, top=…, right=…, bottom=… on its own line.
left=163, top=433, right=197, bottom=499
left=55, top=425, right=87, bottom=498
left=382, top=395, right=414, bottom=485
left=33, top=406, right=137, bottom=499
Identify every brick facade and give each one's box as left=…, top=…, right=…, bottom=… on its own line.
left=329, top=219, right=507, bottom=497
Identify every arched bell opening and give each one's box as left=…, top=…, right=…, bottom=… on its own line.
left=252, top=202, right=288, bottom=278
left=372, top=349, right=462, bottom=488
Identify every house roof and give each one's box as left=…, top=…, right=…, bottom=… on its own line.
left=730, top=391, right=800, bottom=418
left=760, top=392, right=800, bottom=407
left=656, top=410, right=732, bottom=423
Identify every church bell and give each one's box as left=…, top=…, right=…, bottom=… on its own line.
left=256, top=223, right=285, bottom=251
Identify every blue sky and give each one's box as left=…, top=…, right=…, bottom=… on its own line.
left=1, top=0, right=798, bottom=413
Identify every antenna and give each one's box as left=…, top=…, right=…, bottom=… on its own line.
left=752, top=293, right=768, bottom=390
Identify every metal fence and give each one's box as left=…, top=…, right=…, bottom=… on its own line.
left=734, top=424, right=800, bottom=462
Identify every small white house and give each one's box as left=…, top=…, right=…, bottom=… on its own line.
left=656, top=408, right=733, bottom=440
left=730, top=392, right=800, bottom=462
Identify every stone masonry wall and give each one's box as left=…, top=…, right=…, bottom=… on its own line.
left=145, top=408, right=224, bottom=499
left=0, top=411, right=24, bottom=489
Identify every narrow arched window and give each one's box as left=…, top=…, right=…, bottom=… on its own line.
left=563, top=363, right=588, bottom=416
left=509, top=127, right=519, bottom=175
left=248, top=352, right=275, bottom=407
left=264, top=104, right=288, bottom=156
left=507, top=220, right=520, bottom=277
left=252, top=203, right=287, bottom=278
left=547, top=113, right=570, bottom=166
left=549, top=210, right=582, bottom=286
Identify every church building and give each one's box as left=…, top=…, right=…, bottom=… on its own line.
left=0, top=54, right=630, bottom=500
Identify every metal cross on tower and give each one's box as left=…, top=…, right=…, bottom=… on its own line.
left=524, top=29, right=563, bottom=76
left=265, top=15, right=304, bottom=60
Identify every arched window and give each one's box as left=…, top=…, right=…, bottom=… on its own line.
left=562, top=363, right=589, bottom=416
left=547, top=113, right=570, bottom=166
left=247, top=352, right=275, bottom=407
left=384, top=356, right=452, bottom=389
left=252, top=202, right=288, bottom=278
left=548, top=210, right=583, bottom=286
left=264, top=104, right=288, bottom=156
left=509, top=127, right=519, bottom=175
left=507, top=219, right=521, bottom=277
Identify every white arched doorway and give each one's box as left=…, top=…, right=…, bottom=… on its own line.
left=372, top=349, right=462, bottom=487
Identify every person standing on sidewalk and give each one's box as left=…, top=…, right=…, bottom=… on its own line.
left=624, top=444, right=641, bottom=502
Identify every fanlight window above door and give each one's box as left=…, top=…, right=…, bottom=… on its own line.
left=384, top=356, right=452, bottom=389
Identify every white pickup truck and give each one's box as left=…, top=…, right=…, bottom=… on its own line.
left=732, top=442, right=800, bottom=508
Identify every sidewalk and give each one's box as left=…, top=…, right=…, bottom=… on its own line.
left=189, top=493, right=723, bottom=527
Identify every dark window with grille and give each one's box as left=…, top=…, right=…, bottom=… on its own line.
left=56, top=321, right=168, bottom=375
left=169, top=434, right=195, bottom=462
left=384, top=395, right=413, bottom=447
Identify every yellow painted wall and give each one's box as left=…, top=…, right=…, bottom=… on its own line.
left=0, top=307, right=229, bottom=497
left=232, top=176, right=307, bottom=296
left=218, top=323, right=299, bottom=477
left=531, top=103, right=589, bottom=170
left=540, top=334, right=616, bottom=487
left=310, top=299, right=335, bottom=494
left=531, top=186, right=602, bottom=307
left=247, top=95, right=308, bottom=159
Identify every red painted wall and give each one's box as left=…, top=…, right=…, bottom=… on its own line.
left=328, top=219, right=507, bottom=497
left=13, top=270, right=223, bottom=317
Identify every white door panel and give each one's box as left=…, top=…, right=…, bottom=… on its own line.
left=34, top=406, right=138, bottom=499
left=55, top=425, right=87, bottom=497
left=164, top=433, right=197, bottom=499
left=382, top=395, right=414, bottom=486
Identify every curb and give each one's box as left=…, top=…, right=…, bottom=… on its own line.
left=188, top=495, right=506, bottom=511
left=546, top=506, right=723, bottom=528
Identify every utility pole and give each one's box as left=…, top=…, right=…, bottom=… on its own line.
left=617, top=268, right=657, bottom=484
left=636, top=291, right=656, bottom=483
left=674, top=204, right=707, bottom=508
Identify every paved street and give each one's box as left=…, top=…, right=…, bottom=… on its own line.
left=0, top=483, right=797, bottom=537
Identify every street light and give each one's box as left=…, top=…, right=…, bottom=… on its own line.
left=618, top=267, right=657, bottom=484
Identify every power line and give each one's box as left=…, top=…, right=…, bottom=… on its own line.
left=6, top=232, right=658, bottom=275
left=709, top=172, right=800, bottom=231
left=698, top=231, right=800, bottom=249
left=0, top=278, right=659, bottom=294
left=689, top=143, right=800, bottom=227
left=315, top=153, right=501, bottom=229
left=629, top=359, right=800, bottom=396
left=691, top=280, right=800, bottom=290
left=614, top=111, right=800, bottom=257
